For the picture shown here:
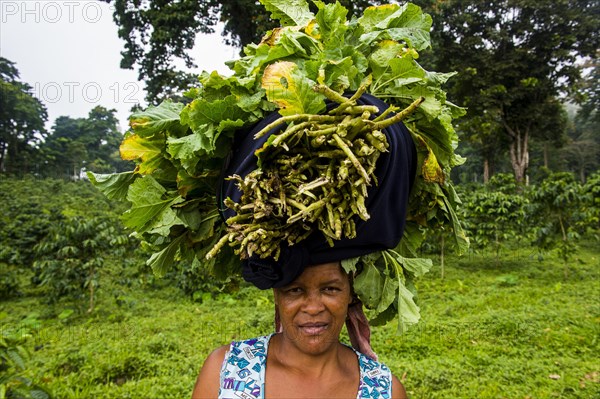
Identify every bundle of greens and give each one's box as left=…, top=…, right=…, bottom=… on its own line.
left=89, top=0, right=468, bottom=332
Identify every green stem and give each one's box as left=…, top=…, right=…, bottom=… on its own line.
left=287, top=192, right=334, bottom=224
left=271, top=121, right=312, bottom=147
left=368, top=97, right=425, bottom=130
left=206, top=233, right=232, bottom=260
left=332, top=133, right=371, bottom=184
left=328, top=76, right=373, bottom=114
left=254, top=114, right=344, bottom=139
left=373, top=105, right=400, bottom=122
left=298, top=177, right=330, bottom=195
left=313, top=85, right=349, bottom=104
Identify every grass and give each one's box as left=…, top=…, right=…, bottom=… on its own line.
left=2, top=240, right=599, bottom=398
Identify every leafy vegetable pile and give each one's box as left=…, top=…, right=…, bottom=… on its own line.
left=209, top=76, right=424, bottom=261
left=90, top=0, right=468, bottom=331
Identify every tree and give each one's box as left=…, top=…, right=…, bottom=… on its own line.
left=561, top=107, right=600, bottom=183
left=103, top=0, right=383, bottom=103
left=39, top=106, right=129, bottom=178
left=575, top=52, right=600, bottom=124
left=562, top=56, right=600, bottom=182
left=415, top=0, right=600, bottom=184
left=0, top=57, right=47, bottom=175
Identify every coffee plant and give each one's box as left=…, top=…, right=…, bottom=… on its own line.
left=33, top=216, right=129, bottom=312
left=459, top=174, right=529, bottom=259
left=529, top=172, right=592, bottom=275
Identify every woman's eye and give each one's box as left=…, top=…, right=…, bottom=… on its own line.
left=286, top=287, right=302, bottom=294
left=323, top=286, right=341, bottom=292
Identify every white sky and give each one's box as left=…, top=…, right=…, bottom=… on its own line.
left=0, top=0, right=239, bottom=131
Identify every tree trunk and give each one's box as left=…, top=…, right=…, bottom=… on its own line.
left=0, top=141, right=5, bottom=172
left=483, top=158, right=490, bottom=184
left=543, top=142, right=549, bottom=169
left=88, top=267, right=95, bottom=313
left=504, top=121, right=529, bottom=185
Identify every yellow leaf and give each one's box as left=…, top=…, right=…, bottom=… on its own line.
left=260, top=27, right=285, bottom=46
left=261, top=61, right=325, bottom=116
left=120, top=134, right=166, bottom=175
left=304, top=20, right=321, bottom=40
left=262, top=61, right=297, bottom=96
left=422, top=149, right=444, bottom=184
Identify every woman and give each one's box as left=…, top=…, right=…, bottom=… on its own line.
left=192, top=261, right=408, bottom=399
left=193, top=94, right=416, bottom=398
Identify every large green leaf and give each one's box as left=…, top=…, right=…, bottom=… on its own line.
left=385, top=85, right=442, bottom=120
left=259, top=0, right=314, bottom=26
left=87, top=171, right=136, bottom=201
left=444, top=195, right=470, bottom=255
left=147, top=233, right=187, bottom=277
left=359, top=3, right=432, bottom=51
left=314, top=1, right=348, bottom=46
left=129, top=101, right=187, bottom=138
left=397, top=279, right=421, bottom=333
left=376, top=271, right=399, bottom=313
left=147, top=204, right=184, bottom=237
left=357, top=4, right=401, bottom=31
left=352, top=255, right=383, bottom=308
left=122, top=176, right=183, bottom=233
left=180, top=95, right=248, bottom=154
left=371, top=56, right=426, bottom=94
left=391, top=251, right=432, bottom=278
left=341, top=257, right=359, bottom=274
left=167, top=131, right=211, bottom=172
left=368, top=40, right=405, bottom=76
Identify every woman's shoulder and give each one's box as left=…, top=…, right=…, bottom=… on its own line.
left=191, top=344, right=229, bottom=399
left=191, top=335, right=273, bottom=399
left=391, top=374, right=408, bottom=399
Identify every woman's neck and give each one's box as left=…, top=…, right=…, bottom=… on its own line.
left=268, top=333, right=349, bottom=378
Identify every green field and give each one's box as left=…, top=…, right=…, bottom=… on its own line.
left=2, top=240, right=598, bottom=398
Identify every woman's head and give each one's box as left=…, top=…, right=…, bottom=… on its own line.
left=273, top=261, right=352, bottom=355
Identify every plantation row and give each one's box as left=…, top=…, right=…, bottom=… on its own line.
left=456, top=172, right=599, bottom=265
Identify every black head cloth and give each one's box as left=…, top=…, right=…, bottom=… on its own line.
left=218, top=93, right=417, bottom=289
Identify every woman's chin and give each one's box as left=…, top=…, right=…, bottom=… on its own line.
left=283, top=328, right=340, bottom=354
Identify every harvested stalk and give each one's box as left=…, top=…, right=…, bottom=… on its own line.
left=207, top=80, right=423, bottom=261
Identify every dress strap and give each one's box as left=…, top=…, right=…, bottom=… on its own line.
left=218, top=335, right=272, bottom=399
left=356, top=351, right=393, bottom=398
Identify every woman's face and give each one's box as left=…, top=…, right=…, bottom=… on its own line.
left=273, top=261, right=352, bottom=355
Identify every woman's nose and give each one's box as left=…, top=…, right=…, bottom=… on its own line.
left=301, top=291, right=325, bottom=314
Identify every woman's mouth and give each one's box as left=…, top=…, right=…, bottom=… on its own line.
left=298, top=322, right=328, bottom=335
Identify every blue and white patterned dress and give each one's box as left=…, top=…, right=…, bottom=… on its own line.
left=218, top=334, right=392, bottom=399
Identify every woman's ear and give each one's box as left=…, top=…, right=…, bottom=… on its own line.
left=274, top=304, right=282, bottom=333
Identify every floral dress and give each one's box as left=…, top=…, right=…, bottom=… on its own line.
left=218, top=334, right=392, bottom=399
